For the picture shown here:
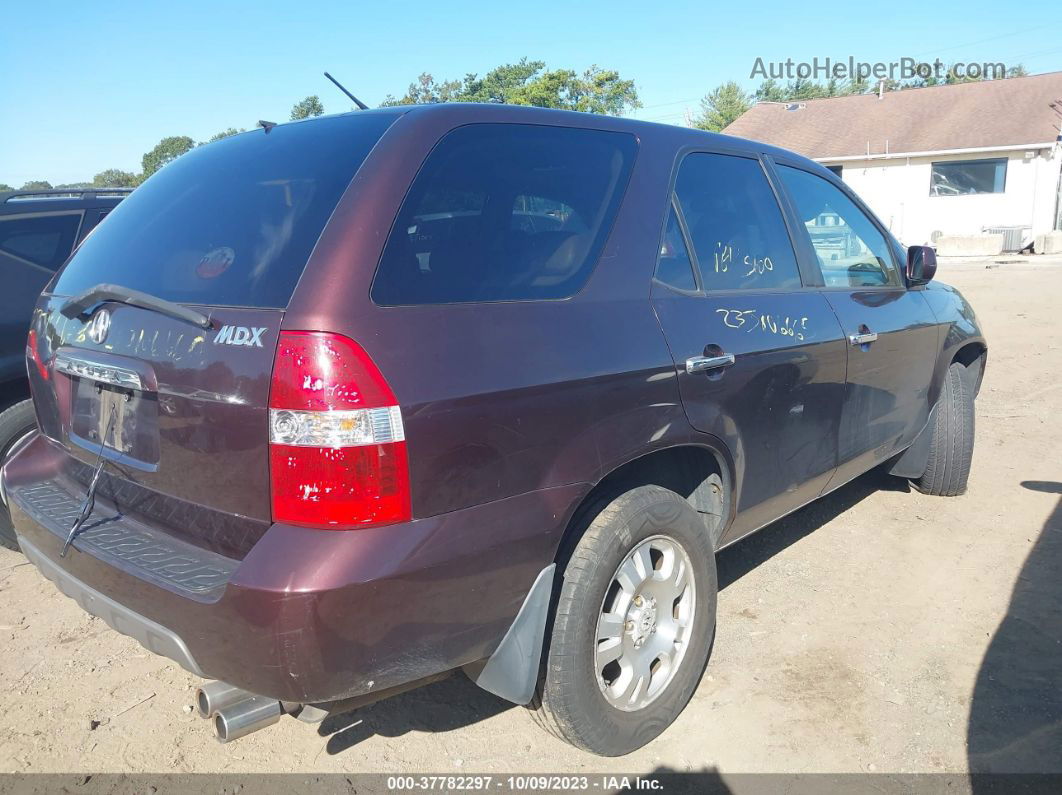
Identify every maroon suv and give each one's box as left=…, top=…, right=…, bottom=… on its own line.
left=4, top=103, right=985, bottom=756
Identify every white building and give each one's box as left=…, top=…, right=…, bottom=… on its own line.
left=724, top=72, right=1062, bottom=252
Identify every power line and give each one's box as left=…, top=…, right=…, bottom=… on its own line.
left=909, top=26, right=1055, bottom=58
left=992, top=45, right=1062, bottom=63
left=637, top=97, right=701, bottom=111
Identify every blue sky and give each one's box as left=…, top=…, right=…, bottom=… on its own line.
left=2, top=0, right=1061, bottom=187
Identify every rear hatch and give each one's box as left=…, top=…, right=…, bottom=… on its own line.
left=25, top=112, right=396, bottom=559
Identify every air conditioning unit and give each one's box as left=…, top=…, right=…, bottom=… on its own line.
left=982, top=226, right=1030, bottom=252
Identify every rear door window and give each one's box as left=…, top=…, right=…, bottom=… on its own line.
left=371, top=124, right=637, bottom=305
left=674, top=153, right=801, bottom=291
left=51, top=113, right=397, bottom=308
left=0, top=213, right=82, bottom=270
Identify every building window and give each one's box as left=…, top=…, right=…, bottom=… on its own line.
left=930, top=158, right=1007, bottom=196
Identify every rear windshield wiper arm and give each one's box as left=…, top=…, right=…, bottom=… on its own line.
left=58, top=283, right=213, bottom=330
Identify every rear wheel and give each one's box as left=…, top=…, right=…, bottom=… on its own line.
left=913, top=362, right=975, bottom=496
left=529, top=485, right=717, bottom=756
left=0, top=399, right=37, bottom=551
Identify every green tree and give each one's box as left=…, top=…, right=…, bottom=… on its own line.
left=93, top=168, right=138, bottom=188
left=562, top=65, right=641, bottom=115
left=381, top=58, right=640, bottom=116
left=754, top=78, right=788, bottom=102
left=905, top=62, right=1026, bottom=89
left=846, top=77, right=871, bottom=95
left=693, top=81, right=752, bottom=131
left=290, top=95, right=325, bottom=120
left=21, top=180, right=52, bottom=190
left=754, top=77, right=868, bottom=103
left=788, top=78, right=831, bottom=100
left=0, top=184, right=12, bottom=192
left=203, top=128, right=246, bottom=144
left=381, top=72, right=464, bottom=105
left=141, top=136, right=194, bottom=179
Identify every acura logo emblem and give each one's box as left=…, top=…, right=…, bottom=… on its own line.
left=86, top=309, right=111, bottom=345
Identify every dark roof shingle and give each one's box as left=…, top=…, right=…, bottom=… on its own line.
left=722, top=72, right=1062, bottom=159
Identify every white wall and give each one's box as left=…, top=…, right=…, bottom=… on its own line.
left=822, top=147, right=1062, bottom=247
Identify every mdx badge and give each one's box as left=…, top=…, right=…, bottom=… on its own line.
left=86, top=308, right=111, bottom=344
left=214, top=325, right=267, bottom=347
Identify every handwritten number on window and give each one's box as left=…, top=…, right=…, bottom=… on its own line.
left=714, top=242, right=732, bottom=273
left=744, top=255, right=774, bottom=277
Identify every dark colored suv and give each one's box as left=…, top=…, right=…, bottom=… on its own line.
left=0, top=187, right=130, bottom=550
left=3, top=105, right=985, bottom=756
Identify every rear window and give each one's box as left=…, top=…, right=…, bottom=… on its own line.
left=51, top=113, right=397, bottom=308
left=371, top=123, right=637, bottom=305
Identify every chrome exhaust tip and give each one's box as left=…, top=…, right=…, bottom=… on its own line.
left=213, top=695, right=284, bottom=743
left=195, top=680, right=252, bottom=719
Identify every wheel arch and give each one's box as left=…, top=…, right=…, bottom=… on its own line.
left=466, top=442, right=735, bottom=707
left=555, top=442, right=736, bottom=567
left=891, top=340, right=985, bottom=479
left=952, top=341, right=987, bottom=394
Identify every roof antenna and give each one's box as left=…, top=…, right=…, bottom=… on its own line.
left=258, top=119, right=277, bottom=133
left=324, top=72, right=369, bottom=110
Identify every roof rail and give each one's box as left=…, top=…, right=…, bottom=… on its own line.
left=1, top=187, right=134, bottom=202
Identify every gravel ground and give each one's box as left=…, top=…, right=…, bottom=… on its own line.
left=0, top=256, right=1059, bottom=778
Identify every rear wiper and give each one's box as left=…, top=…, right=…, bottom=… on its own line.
left=59, top=283, right=213, bottom=330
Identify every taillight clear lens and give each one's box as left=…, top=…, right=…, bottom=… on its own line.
left=269, top=406, right=404, bottom=447
left=268, top=332, right=411, bottom=529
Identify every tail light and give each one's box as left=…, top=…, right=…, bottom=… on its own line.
left=268, top=331, right=410, bottom=529
left=27, top=328, right=50, bottom=381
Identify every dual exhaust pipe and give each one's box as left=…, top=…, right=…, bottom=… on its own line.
left=195, top=681, right=298, bottom=743
left=195, top=671, right=450, bottom=743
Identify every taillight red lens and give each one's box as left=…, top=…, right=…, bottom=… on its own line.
left=268, top=331, right=411, bottom=529
left=270, top=331, right=396, bottom=411
left=27, top=329, right=49, bottom=381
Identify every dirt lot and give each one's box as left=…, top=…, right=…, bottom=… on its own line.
left=1, top=257, right=1059, bottom=777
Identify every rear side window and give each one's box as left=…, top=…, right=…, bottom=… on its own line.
left=371, top=124, right=637, bottom=305
left=675, top=153, right=801, bottom=291
left=655, top=204, right=697, bottom=291
left=0, top=213, right=82, bottom=270
left=52, top=113, right=397, bottom=308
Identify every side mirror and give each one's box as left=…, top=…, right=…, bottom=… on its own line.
left=906, top=245, right=937, bottom=285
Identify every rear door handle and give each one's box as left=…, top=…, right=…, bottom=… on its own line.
left=686, top=354, right=736, bottom=374
left=848, top=331, right=878, bottom=346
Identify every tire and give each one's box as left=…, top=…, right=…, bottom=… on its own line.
left=0, top=399, right=38, bottom=552
left=913, top=362, right=974, bottom=496
left=529, top=485, right=717, bottom=756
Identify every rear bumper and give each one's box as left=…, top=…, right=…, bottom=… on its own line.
left=5, top=435, right=582, bottom=704
left=18, top=536, right=204, bottom=676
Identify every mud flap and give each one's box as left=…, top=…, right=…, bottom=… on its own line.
left=463, top=563, right=555, bottom=705
left=889, top=401, right=939, bottom=479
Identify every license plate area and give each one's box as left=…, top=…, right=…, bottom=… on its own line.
left=70, top=380, right=160, bottom=470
